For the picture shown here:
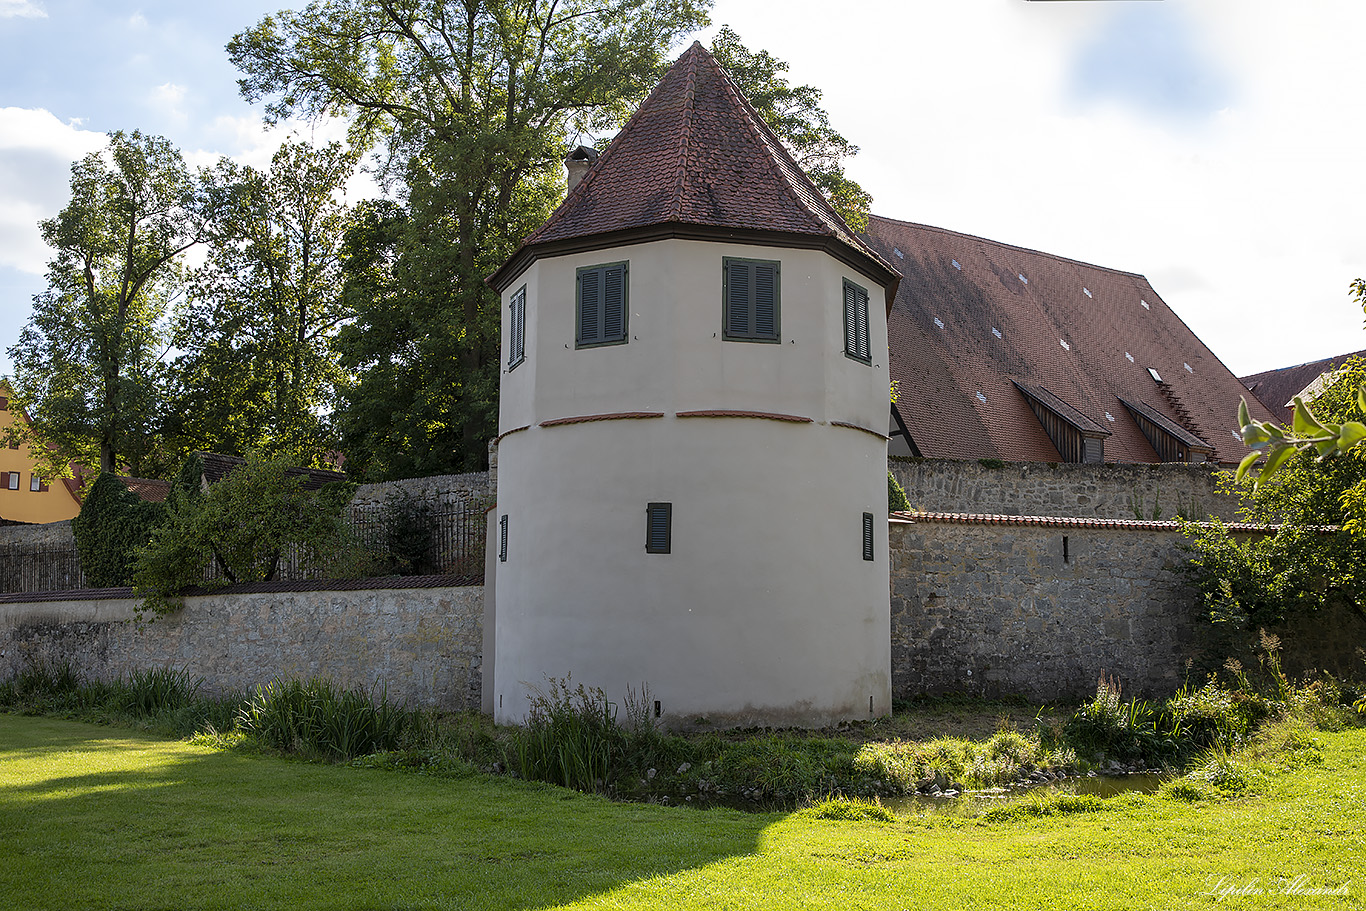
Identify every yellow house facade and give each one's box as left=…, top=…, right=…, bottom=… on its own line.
left=0, top=384, right=81, bottom=524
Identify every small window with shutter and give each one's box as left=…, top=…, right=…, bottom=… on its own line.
left=499, top=515, right=509, bottom=562
left=646, top=502, right=672, bottom=554
left=862, top=512, right=875, bottom=561
left=5, top=472, right=17, bottom=491
left=508, top=284, right=526, bottom=369
left=844, top=279, right=871, bottom=364
left=576, top=262, right=628, bottom=348
left=723, top=258, right=780, bottom=342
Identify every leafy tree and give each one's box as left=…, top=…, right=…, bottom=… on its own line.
left=710, top=25, right=872, bottom=231
left=1185, top=358, right=1366, bottom=635
left=229, top=0, right=711, bottom=474
left=134, top=455, right=362, bottom=613
left=7, top=131, right=204, bottom=477
left=167, top=140, right=357, bottom=465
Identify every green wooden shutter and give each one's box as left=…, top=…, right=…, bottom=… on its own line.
left=499, top=515, right=508, bottom=562
left=646, top=502, right=672, bottom=554
left=724, top=258, right=779, bottom=341
left=753, top=262, right=777, bottom=338
left=844, top=279, right=871, bottom=363
left=726, top=260, right=751, bottom=336
left=603, top=264, right=625, bottom=341
left=578, top=268, right=600, bottom=344
left=509, top=285, right=526, bottom=368
left=862, top=512, right=875, bottom=561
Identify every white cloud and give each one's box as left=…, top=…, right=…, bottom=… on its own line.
left=0, top=108, right=105, bottom=275
left=149, top=82, right=188, bottom=124
left=0, top=0, right=46, bottom=19
left=128, top=12, right=147, bottom=29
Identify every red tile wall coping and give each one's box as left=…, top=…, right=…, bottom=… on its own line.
left=0, top=574, right=481, bottom=605
left=890, top=510, right=1335, bottom=533
left=830, top=420, right=889, bottom=440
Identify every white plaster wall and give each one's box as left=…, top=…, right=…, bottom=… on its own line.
left=499, top=239, right=890, bottom=436
left=493, top=410, right=890, bottom=727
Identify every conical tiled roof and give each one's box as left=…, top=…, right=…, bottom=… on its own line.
left=491, top=42, right=897, bottom=297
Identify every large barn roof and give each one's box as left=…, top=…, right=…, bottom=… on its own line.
left=490, top=42, right=897, bottom=296
left=863, top=215, right=1277, bottom=465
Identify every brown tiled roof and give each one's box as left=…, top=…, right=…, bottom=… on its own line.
left=865, top=216, right=1278, bottom=466
left=196, top=452, right=348, bottom=492
left=117, top=477, right=170, bottom=503
left=489, top=42, right=898, bottom=299
left=1240, top=349, right=1366, bottom=424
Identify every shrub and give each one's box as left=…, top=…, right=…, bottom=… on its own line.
left=237, top=677, right=427, bottom=761
left=806, top=796, right=897, bottom=822
left=981, top=793, right=1105, bottom=821
left=887, top=471, right=910, bottom=512
left=72, top=473, right=166, bottom=586
left=379, top=491, right=436, bottom=575
left=1064, top=675, right=1183, bottom=764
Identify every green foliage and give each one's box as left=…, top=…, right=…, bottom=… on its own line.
left=379, top=491, right=436, bottom=575
left=231, top=0, right=709, bottom=476
left=1063, top=676, right=1184, bottom=764
left=133, top=455, right=365, bottom=612
left=237, top=677, right=428, bottom=761
left=71, top=472, right=167, bottom=587
left=887, top=471, right=909, bottom=512
left=6, top=130, right=203, bottom=477
left=804, top=796, right=897, bottom=823
left=167, top=140, right=356, bottom=464
left=981, top=793, right=1107, bottom=821
left=1186, top=358, right=1366, bottom=636
left=709, top=25, right=870, bottom=230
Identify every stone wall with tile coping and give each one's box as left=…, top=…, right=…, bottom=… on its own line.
left=0, top=584, right=485, bottom=710
left=890, top=458, right=1241, bottom=521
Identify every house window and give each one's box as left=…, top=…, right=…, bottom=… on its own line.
left=862, top=512, right=875, bottom=561
left=0, top=396, right=8, bottom=410
left=723, top=257, right=780, bottom=342
left=646, top=502, right=672, bottom=554
left=576, top=262, right=628, bottom=347
left=30, top=474, right=41, bottom=492
left=508, top=284, right=526, bottom=369
left=843, top=279, right=871, bottom=363
left=499, top=515, right=509, bottom=562
left=4, top=472, right=17, bottom=491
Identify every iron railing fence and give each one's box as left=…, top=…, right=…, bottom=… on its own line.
left=0, top=495, right=492, bottom=595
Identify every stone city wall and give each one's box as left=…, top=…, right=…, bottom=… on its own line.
left=891, top=458, right=1241, bottom=521
left=0, top=583, right=485, bottom=711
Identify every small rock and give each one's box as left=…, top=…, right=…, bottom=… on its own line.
left=646, top=768, right=657, bottom=780
left=916, top=776, right=937, bottom=792
left=677, top=762, right=691, bottom=774
left=943, top=789, right=960, bottom=798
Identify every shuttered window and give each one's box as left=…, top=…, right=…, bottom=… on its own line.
left=862, top=512, right=875, bottom=561
left=4, top=472, right=17, bottom=491
left=508, top=284, right=526, bottom=369
left=723, top=258, right=780, bottom=342
left=576, top=262, right=628, bottom=347
left=646, top=502, right=672, bottom=554
left=499, top=515, right=508, bottom=562
left=844, top=279, right=871, bottom=363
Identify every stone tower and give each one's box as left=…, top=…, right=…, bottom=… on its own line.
left=485, top=42, right=901, bottom=727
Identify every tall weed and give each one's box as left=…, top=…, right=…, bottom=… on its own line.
left=238, top=677, right=427, bottom=761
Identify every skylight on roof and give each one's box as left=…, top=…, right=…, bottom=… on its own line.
left=1060, top=339, right=1071, bottom=351
left=992, top=327, right=1002, bottom=339
left=934, top=317, right=944, bottom=329
left=976, top=391, right=987, bottom=404
left=1125, top=352, right=1135, bottom=363
left=1232, top=430, right=1243, bottom=443
left=1083, top=287, right=1092, bottom=298
left=1184, top=363, right=1193, bottom=373
left=1105, top=412, right=1116, bottom=422
left=952, top=259, right=961, bottom=270
left=894, top=247, right=904, bottom=259
left=1148, top=367, right=1163, bottom=383
left=1018, top=273, right=1028, bottom=284
left=1141, top=300, right=1150, bottom=310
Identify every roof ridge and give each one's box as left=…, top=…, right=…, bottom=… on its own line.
left=866, top=214, right=1149, bottom=281
left=667, top=43, right=701, bottom=222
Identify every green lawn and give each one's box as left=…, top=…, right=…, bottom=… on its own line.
left=1, top=714, right=1362, bottom=910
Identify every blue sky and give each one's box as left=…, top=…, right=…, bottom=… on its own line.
left=3, top=0, right=1366, bottom=383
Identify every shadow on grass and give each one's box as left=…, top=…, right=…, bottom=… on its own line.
left=0, top=714, right=769, bottom=911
